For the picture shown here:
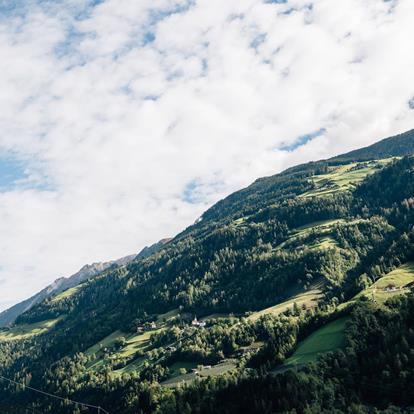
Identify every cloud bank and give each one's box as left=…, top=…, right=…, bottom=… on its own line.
left=1, top=0, right=414, bottom=310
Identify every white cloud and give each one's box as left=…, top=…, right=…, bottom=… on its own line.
left=1, top=0, right=414, bottom=310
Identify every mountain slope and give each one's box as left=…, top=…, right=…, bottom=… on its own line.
left=1, top=129, right=414, bottom=414
left=0, top=254, right=136, bottom=327
left=0, top=238, right=172, bottom=328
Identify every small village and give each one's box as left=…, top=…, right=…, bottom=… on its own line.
left=136, top=315, right=206, bottom=334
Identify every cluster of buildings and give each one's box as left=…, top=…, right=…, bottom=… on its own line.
left=136, top=315, right=206, bottom=334
left=136, top=321, right=158, bottom=333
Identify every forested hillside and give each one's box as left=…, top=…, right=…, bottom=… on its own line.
left=2, top=130, right=414, bottom=413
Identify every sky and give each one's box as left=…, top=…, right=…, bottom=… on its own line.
left=1, top=0, right=414, bottom=311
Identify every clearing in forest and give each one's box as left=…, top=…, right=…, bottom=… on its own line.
left=347, top=263, right=414, bottom=306
left=50, top=286, right=82, bottom=303
left=284, top=317, right=349, bottom=366
left=0, top=318, right=62, bottom=341
left=276, top=218, right=364, bottom=252
left=86, top=309, right=181, bottom=374
left=161, top=359, right=238, bottom=388
left=301, top=158, right=395, bottom=199
left=248, top=281, right=325, bottom=321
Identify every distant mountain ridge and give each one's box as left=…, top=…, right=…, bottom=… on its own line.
left=0, top=239, right=170, bottom=327
left=0, top=255, right=135, bottom=327
left=135, top=238, right=172, bottom=261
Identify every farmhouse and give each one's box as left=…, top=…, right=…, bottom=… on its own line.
left=384, top=284, right=398, bottom=292
left=236, top=343, right=262, bottom=357
left=191, top=316, right=206, bottom=328
left=136, top=321, right=157, bottom=332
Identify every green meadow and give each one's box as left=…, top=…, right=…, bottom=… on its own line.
left=285, top=317, right=348, bottom=366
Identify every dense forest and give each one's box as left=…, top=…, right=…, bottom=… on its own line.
left=2, top=129, right=414, bottom=413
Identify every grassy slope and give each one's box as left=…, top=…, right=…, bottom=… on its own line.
left=248, top=285, right=324, bottom=321
left=293, top=219, right=345, bottom=233
left=276, top=218, right=364, bottom=252
left=87, top=329, right=158, bottom=374
left=283, top=264, right=414, bottom=369
left=50, top=286, right=81, bottom=303
left=284, top=265, right=414, bottom=368
left=285, top=317, right=349, bottom=366
left=301, top=159, right=394, bottom=198
left=85, top=310, right=182, bottom=374
left=161, top=360, right=238, bottom=388
left=348, top=263, right=414, bottom=306
left=285, top=264, right=414, bottom=368
left=0, top=318, right=62, bottom=341
left=85, top=330, right=125, bottom=356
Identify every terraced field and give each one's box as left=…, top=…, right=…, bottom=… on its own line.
left=200, top=313, right=233, bottom=321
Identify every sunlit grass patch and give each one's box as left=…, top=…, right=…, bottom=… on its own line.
left=50, top=286, right=81, bottom=303
left=161, top=359, right=238, bottom=388
left=300, top=158, right=395, bottom=199
left=248, top=281, right=325, bottom=321
left=0, top=318, right=62, bottom=341
left=285, top=317, right=348, bottom=365
left=343, top=263, right=414, bottom=307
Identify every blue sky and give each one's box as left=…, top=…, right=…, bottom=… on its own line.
left=280, top=128, right=326, bottom=152
left=0, top=0, right=414, bottom=310
left=0, top=156, right=26, bottom=191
